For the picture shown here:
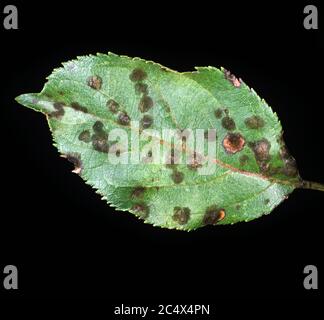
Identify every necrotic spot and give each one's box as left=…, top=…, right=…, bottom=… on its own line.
left=221, top=116, right=236, bottom=131
left=71, top=102, right=88, bottom=113
left=107, top=99, right=120, bottom=113
left=214, top=108, right=223, bottom=119
left=131, top=203, right=149, bottom=219
left=203, top=206, right=226, bottom=225
left=66, top=153, right=82, bottom=174
left=171, top=170, right=184, bottom=184
left=117, top=111, right=131, bottom=126
left=248, top=139, right=271, bottom=162
left=91, top=134, right=109, bottom=153
left=129, top=68, right=147, bottom=82
left=49, top=102, right=65, bottom=119
left=280, top=146, right=298, bottom=177
left=93, top=121, right=104, bottom=133
left=222, top=133, right=245, bottom=154
left=140, top=115, right=153, bottom=129
left=87, top=75, right=102, bottom=90
left=172, top=207, right=190, bottom=225
left=135, top=83, right=148, bottom=94
left=139, top=95, right=154, bottom=113
left=131, top=187, right=146, bottom=198
left=245, top=116, right=265, bottom=129
left=78, top=130, right=91, bottom=143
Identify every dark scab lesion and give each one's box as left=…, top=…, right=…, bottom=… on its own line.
left=65, top=152, right=82, bottom=174
left=129, top=68, right=147, bottom=82
left=87, top=75, right=102, bottom=90
left=131, top=186, right=146, bottom=199
left=214, top=108, right=223, bottom=119
left=131, top=203, right=149, bottom=219
left=203, top=206, right=226, bottom=225
left=248, top=139, right=271, bottom=173
left=117, top=111, right=131, bottom=126
left=92, top=134, right=109, bottom=153
left=78, top=130, right=91, bottom=143
left=172, top=207, right=190, bottom=225
left=248, top=139, right=271, bottom=162
left=91, top=121, right=109, bottom=153
left=245, top=115, right=265, bottom=129
left=222, top=133, right=245, bottom=154
left=279, top=145, right=298, bottom=177
left=70, top=102, right=88, bottom=113
left=107, top=99, right=120, bottom=114
left=93, top=121, right=105, bottom=134
left=139, top=95, right=154, bottom=113
left=171, top=169, right=184, bottom=184
left=135, top=83, right=148, bottom=95
left=221, top=116, right=236, bottom=131
left=49, top=102, right=65, bottom=119
left=264, top=199, right=270, bottom=205
left=140, top=115, right=153, bottom=129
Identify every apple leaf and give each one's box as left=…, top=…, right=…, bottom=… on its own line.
left=15, top=52, right=324, bottom=230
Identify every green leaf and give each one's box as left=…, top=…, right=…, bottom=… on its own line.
left=15, top=53, right=323, bottom=231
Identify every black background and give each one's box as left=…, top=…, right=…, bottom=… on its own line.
left=0, top=0, right=323, bottom=304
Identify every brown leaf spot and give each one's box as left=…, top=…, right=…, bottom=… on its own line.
left=93, top=121, right=105, bottom=133
left=139, top=95, right=154, bottom=113
left=131, top=203, right=149, bottom=219
left=214, top=108, right=223, bottom=119
left=49, top=102, right=65, bottom=119
left=248, top=139, right=271, bottom=162
left=135, top=83, right=148, bottom=95
left=224, top=69, right=241, bottom=87
left=78, top=130, right=91, bottom=143
left=171, top=170, right=184, bottom=184
left=222, top=133, right=245, bottom=154
left=131, top=187, right=146, bottom=198
left=87, top=75, right=102, bottom=90
left=66, top=153, right=82, bottom=174
left=129, top=68, right=147, bottom=82
left=117, top=111, right=131, bottom=126
left=107, top=99, right=120, bottom=114
left=70, top=102, right=88, bottom=113
left=172, top=207, right=190, bottom=225
left=91, top=134, right=109, bottom=153
left=203, top=206, right=226, bottom=225
left=280, top=146, right=298, bottom=177
left=245, top=116, right=265, bottom=129
left=221, top=116, right=236, bottom=131
left=140, top=115, right=153, bottom=129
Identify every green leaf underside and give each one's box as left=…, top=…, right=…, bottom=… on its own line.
left=15, top=52, right=301, bottom=231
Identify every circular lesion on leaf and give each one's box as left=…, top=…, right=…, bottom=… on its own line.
left=222, top=133, right=245, bottom=154
left=172, top=207, right=191, bottom=225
